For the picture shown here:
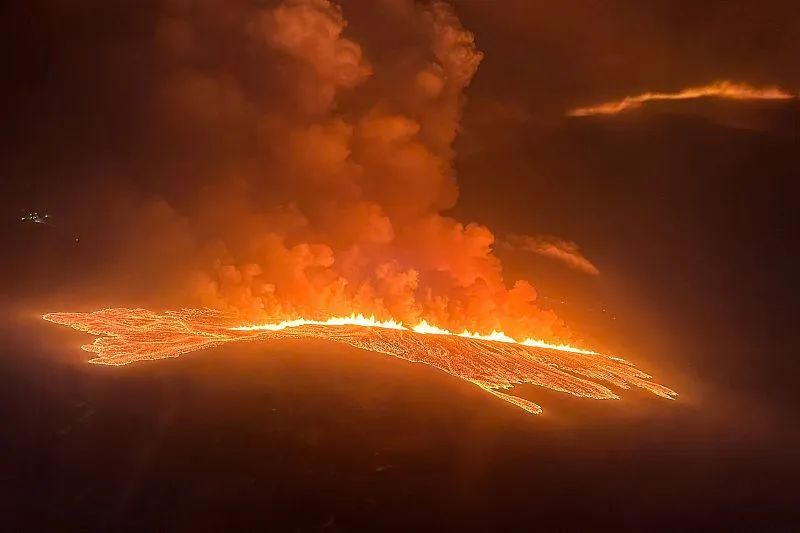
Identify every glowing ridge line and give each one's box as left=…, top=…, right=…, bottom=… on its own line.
left=231, top=313, right=599, bottom=355
left=568, top=80, right=795, bottom=117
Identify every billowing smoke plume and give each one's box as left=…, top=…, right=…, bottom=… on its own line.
left=94, top=0, right=574, bottom=342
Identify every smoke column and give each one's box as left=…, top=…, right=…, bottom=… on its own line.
left=100, top=0, right=587, bottom=344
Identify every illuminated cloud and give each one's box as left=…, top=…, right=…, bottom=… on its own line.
left=131, top=0, right=577, bottom=342
left=505, top=234, right=600, bottom=276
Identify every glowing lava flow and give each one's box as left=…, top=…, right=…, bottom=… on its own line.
left=232, top=314, right=599, bottom=355
left=43, top=308, right=677, bottom=415
left=568, top=80, right=795, bottom=117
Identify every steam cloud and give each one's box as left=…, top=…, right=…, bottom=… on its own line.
left=98, top=0, right=580, bottom=342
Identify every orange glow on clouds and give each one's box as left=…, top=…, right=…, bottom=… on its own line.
left=568, top=80, right=795, bottom=117
left=43, top=308, right=676, bottom=415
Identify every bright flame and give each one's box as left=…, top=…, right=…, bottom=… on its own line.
left=42, top=308, right=677, bottom=416
left=568, top=80, right=795, bottom=117
left=232, top=313, right=407, bottom=332
left=235, top=314, right=599, bottom=354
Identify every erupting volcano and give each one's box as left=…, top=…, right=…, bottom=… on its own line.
left=9, top=0, right=800, bottom=527
left=43, top=309, right=676, bottom=415
left=39, top=0, right=681, bottom=417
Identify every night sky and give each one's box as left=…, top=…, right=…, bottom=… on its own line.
left=1, top=1, right=799, bottom=530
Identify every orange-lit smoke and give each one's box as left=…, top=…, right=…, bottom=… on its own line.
left=568, top=80, right=795, bottom=116
left=43, top=308, right=677, bottom=415
left=505, top=234, right=600, bottom=276
left=126, top=0, right=583, bottom=345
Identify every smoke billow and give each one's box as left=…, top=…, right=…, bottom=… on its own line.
left=70, top=0, right=581, bottom=342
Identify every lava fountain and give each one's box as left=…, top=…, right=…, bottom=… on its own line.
left=43, top=308, right=676, bottom=415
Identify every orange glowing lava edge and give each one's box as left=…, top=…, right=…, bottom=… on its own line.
left=568, top=80, right=795, bottom=116
left=43, top=308, right=677, bottom=415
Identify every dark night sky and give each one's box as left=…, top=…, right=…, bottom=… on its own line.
left=1, top=1, right=799, bottom=530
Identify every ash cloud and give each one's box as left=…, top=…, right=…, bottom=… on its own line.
left=13, top=0, right=574, bottom=341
